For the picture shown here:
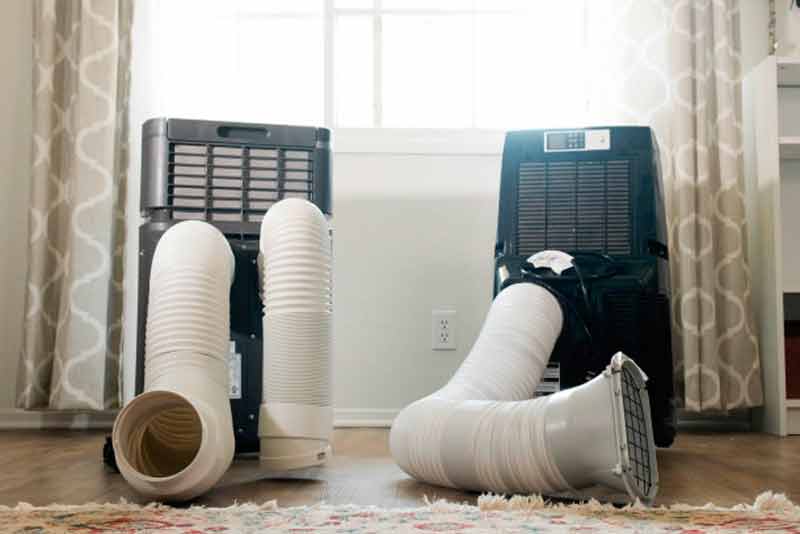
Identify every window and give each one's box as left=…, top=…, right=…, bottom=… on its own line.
left=143, top=0, right=590, bottom=130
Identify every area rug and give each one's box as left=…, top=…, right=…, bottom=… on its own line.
left=1, top=492, right=798, bottom=533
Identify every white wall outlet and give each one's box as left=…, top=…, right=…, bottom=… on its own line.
left=432, top=309, right=457, bottom=351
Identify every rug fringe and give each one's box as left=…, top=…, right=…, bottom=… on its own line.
left=477, top=493, right=548, bottom=511
left=0, top=499, right=279, bottom=514
left=739, top=491, right=800, bottom=514
left=1, top=492, right=796, bottom=517
left=471, top=491, right=800, bottom=516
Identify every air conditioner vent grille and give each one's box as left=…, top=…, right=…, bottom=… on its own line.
left=516, top=159, right=632, bottom=257
left=167, top=143, right=315, bottom=223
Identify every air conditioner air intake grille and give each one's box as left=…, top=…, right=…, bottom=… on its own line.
left=516, top=159, right=632, bottom=257
left=167, top=143, right=314, bottom=223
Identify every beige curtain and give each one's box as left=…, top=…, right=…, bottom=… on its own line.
left=16, top=0, right=132, bottom=410
left=667, top=0, right=763, bottom=411
left=586, top=0, right=763, bottom=411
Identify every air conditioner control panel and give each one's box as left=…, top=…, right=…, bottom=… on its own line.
left=544, top=129, right=611, bottom=152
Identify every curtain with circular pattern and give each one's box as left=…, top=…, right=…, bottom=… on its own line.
left=16, top=0, right=132, bottom=410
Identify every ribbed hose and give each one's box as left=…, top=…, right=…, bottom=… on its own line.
left=259, top=199, right=333, bottom=470
left=390, top=283, right=569, bottom=494
left=112, top=221, right=235, bottom=501
left=389, top=282, right=659, bottom=501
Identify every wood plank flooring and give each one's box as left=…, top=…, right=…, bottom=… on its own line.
left=0, top=429, right=797, bottom=508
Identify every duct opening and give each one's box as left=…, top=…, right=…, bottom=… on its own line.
left=114, top=391, right=203, bottom=479
left=113, top=220, right=235, bottom=501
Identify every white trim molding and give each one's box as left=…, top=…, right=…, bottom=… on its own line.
left=0, top=408, right=398, bottom=430
left=0, top=407, right=754, bottom=432
left=0, top=409, right=118, bottom=430
left=334, top=128, right=505, bottom=156
left=333, top=408, right=398, bottom=428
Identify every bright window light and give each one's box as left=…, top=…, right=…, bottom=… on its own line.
left=236, top=16, right=325, bottom=125
left=382, top=14, right=473, bottom=128
left=334, top=15, right=374, bottom=127
left=147, top=0, right=589, bottom=129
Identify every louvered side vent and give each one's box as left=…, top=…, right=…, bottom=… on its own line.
left=168, top=143, right=314, bottom=223
left=605, top=291, right=639, bottom=356
left=516, top=159, right=632, bottom=257
left=606, top=160, right=631, bottom=256
left=516, top=162, right=547, bottom=253
left=547, top=161, right=578, bottom=250
left=577, top=161, right=605, bottom=251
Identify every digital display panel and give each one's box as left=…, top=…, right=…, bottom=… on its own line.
left=544, top=129, right=611, bottom=153
left=545, top=131, right=586, bottom=151
left=547, top=132, right=569, bottom=150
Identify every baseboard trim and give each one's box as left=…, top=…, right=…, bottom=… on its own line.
left=676, top=409, right=752, bottom=432
left=334, top=412, right=754, bottom=431
left=0, top=409, right=118, bottom=430
left=676, top=419, right=752, bottom=432
left=342, top=409, right=758, bottom=431
left=0, top=407, right=754, bottom=432
left=333, top=409, right=397, bottom=428
left=0, top=408, right=397, bottom=430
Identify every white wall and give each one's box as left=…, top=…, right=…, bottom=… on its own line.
left=776, top=2, right=800, bottom=58
left=332, top=152, right=499, bottom=421
left=0, top=0, right=32, bottom=409
left=740, top=1, right=770, bottom=75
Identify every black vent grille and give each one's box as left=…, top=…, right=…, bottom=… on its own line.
left=605, top=291, right=640, bottom=356
left=621, top=365, right=655, bottom=498
left=516, top=159, right=632, bottom=257
left=167, top=143, right=314, bottom=223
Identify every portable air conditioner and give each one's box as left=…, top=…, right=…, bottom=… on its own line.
left=494, top=126, right=676, bottom=447
left=135, top=118, right=332, bottom=453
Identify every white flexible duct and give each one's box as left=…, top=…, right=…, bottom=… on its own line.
left=113, top=221, right=235, bottom=501
left=390, top=283, right=659, bottom=502
left=259, top=198, right=333, bottom=470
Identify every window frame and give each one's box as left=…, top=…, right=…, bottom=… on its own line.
left=151, top=1, right=589, bottom=154
left=329, top=1, right=527, bottom=153
left=325, top=0, right=535, bottom=132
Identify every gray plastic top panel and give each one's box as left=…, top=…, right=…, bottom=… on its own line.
left=163, top=118, right=327, bottom=148
left=140, top=118, right=332, bottom=234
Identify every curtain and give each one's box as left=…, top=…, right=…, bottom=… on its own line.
left=667, top=0, right=763, bottom=411
left=16, top=0, right=132, bottom=410
left=586, top=0, right=763, bottom=411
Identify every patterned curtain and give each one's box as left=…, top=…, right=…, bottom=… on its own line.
left=585, top=0, right=763, bottom=411
left=667, top=0, right=763, bottom=411
left=16, top=0, right=132, bottom=410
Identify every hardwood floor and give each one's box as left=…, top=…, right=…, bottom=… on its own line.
left=0, top=428, right=797, bottom=508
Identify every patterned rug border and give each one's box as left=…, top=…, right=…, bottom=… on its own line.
left=1, top=491, right=798, bottom=518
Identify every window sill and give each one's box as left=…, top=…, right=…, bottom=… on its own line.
left=333, top=128, right=506, bottom=156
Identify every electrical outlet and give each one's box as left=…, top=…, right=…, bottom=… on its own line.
left=432, top=309, right=457, bottom=351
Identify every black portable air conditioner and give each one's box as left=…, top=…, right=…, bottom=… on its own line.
left=136, top=118, right=332, bottom=453
left=494, top=126, right=676, bottom=447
